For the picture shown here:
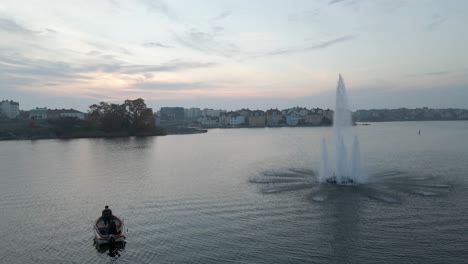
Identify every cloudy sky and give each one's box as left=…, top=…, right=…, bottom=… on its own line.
left=1, top=0, right=468, bottom=111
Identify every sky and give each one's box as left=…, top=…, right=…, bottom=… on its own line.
left=1, top=0, right=468, bottom=112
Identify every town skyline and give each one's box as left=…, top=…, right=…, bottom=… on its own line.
left=2, top=1, right=468, bottom=111
left=3, top=98, right=467, bottom=120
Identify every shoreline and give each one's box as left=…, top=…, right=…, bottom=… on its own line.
left=0, top=127, right=208, bottom=141
left=2, top=119, right=467, bottom=141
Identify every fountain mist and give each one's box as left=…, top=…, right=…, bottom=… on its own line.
left=319, top=75, right=366, bottom=184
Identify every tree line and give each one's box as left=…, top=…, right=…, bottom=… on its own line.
left=1, top=98, right=167, bottom=140
left=86, top=98, right=157, bottom=135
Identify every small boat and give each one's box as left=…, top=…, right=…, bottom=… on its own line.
left=93, top=216, right=126, bottom=244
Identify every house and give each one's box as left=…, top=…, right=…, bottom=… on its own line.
left=0, top=100, right=20, bottom=118
left=322, top=109, right=334, bottom=125
left=185, top=108, right=201, bottom=120
left=202, top=108, right=224, bottom=117
left=160, top=107, right=185, bottom=121
left=238, top=109, right=252, bottom=119
left=47, top=109, right=85, bottom=120
left=304, top=112, right=323, bottom=126
left=199, top=116, right=219, bottom=127
left=266, top=108, right=283, bottom=126
left=296, top=107, right=309, bottom=117
left=219, top=111, right=233, bottom=127
left=324, top=109, right=334, bottom=120
left=249, top=110, right=266, bottom=127
left=229, top=112, right=245, bottom=126
left=219, top=111, right=245, bottom=127
left=284, top=107, right=307, bottom=126
left=29, top=107, right=48, bottom=119
left=285, top=112, right=302, bottom=126
left=310, top=108, right=324, bottom=115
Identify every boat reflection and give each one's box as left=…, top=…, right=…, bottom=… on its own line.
left=95, top=241, right=126, bottom=258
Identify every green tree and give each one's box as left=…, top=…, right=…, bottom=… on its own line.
left=102, top=103, right=128, bottom=132
left=86, top=98, right=154, bottom=134
left=124, top=98, right=154, bottom=133
left=87, top=102, right=109, bottom=129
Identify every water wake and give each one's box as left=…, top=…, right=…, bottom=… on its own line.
left=250, top=168, right=451, bottom=203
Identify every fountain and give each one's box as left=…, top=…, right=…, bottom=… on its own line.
left=320, top=74, right=366, bottom=184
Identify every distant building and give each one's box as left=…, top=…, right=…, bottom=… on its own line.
left=323, top=109, right=334, bottom=125
left=310, top=108, right=324, bottom=115
left=29, top=107, right=48, bottom=119
left=285, top=112, right=302, bottom=126
left=219, top=111, right=233, bottom=127
left=202, top=108, right=224, bottom=117
left=185, top=108, right=202, bottom=120
left=229, top=112, right=245, bottom=126
left=304, top=112, right=323, bottom=126
left=284, top=107, right=306, bottom=126
left=248, top=110, right=266, bottom=127
left=266, top=108, right=283, bottom=126
left=0, top=100, right=20, bottom=118
left=353, top=108, right=468, bottom=122
left=154, top=113, right=161, bottom=126
left=296, top=107, right=309, bottom=117
left=160, top=107, right=185, bottom=121
left=324, top=109, right=334, bottom=120
left=238, top=109, right=252, bottom=119
left=47, top=109, right=85, bottom=120
left=19, top=110, right=30, bottom=119
left=199, top=116, right=219, bottom=127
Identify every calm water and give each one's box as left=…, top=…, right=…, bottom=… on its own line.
left=1, top=121, right=467, bottom=263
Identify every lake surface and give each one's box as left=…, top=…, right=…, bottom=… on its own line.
left=1, top=121, right=467, bottom=263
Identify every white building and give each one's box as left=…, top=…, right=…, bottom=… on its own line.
left=230, top=114, right=245, bottom=126
left=199, top=116, right=219, bottom=127
left=29, top=107, right=48, bottom=119
left=47, top=109, right=85, bottom=120
left=286, top=112, right=302, bottom=126
left=0, top=100, right=20, bottom=118
left=219, top=112, right=231, bottom=126
left=28, top=108, right=85, bottom=120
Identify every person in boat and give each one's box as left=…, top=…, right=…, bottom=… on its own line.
left=102, top=205, right=113, bottom=226
left=108, top=220, right=118, bottom=235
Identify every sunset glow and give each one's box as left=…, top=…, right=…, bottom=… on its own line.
left=1, top=0, right=468, bottom=110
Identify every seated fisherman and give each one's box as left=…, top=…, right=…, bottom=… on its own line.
left=108, top=220, right=118, bottom=235
left=102, top=205, right=113, bottom=226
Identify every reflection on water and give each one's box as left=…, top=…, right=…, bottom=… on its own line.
left=1, top=123, right=467, bottom=264
left=328, top=187, right=362, bottom=263
left=95, top=241, right=126, bottom=258
left=250, top=167, right=461, bottom=263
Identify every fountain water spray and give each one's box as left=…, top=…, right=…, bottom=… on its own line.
left=319, top=74, right=366, bottom=184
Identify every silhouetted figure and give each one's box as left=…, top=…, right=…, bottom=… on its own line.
left=108, top=220, right=117, bottom=235
left=418, top=130, right=421, bottom=135
left=102, top=205, right=113, bottom=226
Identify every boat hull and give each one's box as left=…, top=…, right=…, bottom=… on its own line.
left=94, top=216, right=126, bottom=244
